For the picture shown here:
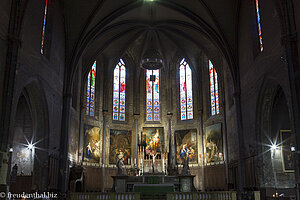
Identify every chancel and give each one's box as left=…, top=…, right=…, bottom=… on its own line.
left=0, top=0, right=300, bottom=200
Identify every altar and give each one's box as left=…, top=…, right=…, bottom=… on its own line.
left=112, top=127, right=196, bottom=195
left=138, top=146, right=167, bottom=174
left=138, top=127, right=167, bottom=174
left=112, top=174, right=180, bottom=193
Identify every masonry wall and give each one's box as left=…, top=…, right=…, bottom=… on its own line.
left=237, top=0, right=295, bottom=190
left=2, top=0, right=66, bottom=191
left=0, top=0, right=11, bottom=185
left=14, top=0, right=65, bottom=156
left=67, top=49, right=233, bottom=191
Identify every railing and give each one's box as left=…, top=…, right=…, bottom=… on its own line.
left=69, top=192, right=140, bottom=200
left=70, top=191, right=260, bottom=200
left=166, top=191, right=261, bottom=200
left=166, top=191, right=237, bottom=200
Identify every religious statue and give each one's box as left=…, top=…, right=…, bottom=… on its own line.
left=11, top=164, right=18, bottom=183
left=116, top=155, right=127, bottom=176
left=180, top=144, right=190, bottom=175
left=86, top=142, right=92, bottom=160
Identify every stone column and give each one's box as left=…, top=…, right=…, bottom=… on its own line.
left=167, top=113, right=176, bottom=175
left=77, top=103, right=85, bottom=164
left=233, top=91, right=245, bottom=191
left=134, top=114, right=139, bottom=165
left=58, top=93, right=72, bottom=193
left=101, top=110, right=108, bottom=192
left=199, top=110, right=205, bottom=191
left=221, top=100, right=229, bottom=187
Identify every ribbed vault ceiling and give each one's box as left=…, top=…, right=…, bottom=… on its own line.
left=64, top=0, right=239, bottom=82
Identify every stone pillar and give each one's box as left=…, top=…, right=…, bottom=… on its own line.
left=77, top=103, right=85, bottom=164
left=233, top=91, right=245, bottom=191
left=101, top=110, right=108, bottom=192
left=199, top=110, right=205, bottom=191
left=134, top=114, right=139, bottom=165
left=167, top=113, right=176, bottom=175
left=222, top=100, right=230, bottom=187
left=58, top=93, right=72, bottom=193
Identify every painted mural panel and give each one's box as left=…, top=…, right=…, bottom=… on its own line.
left=109, top=130, right=131, bottom=165
left=205, top=123, right=223, bottom=163
left=83, top=125, right=101, bottom=163
left=141, top=127, right=164, bottom=154
left=12, top=127, right=34, bottom=175
left=280, top=130, right=294, bottom=172
left=175, top=129, right=198, bottom=164
left=68, top=125, right=79, bottom=163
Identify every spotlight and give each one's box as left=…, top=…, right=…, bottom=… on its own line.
left=9, top=148, right=13, bottom=153
left=291, top=146, right=296, bottom=152
left=28, top=143, right=34, bottom=150
left=271, top=144, right=278, bottom=151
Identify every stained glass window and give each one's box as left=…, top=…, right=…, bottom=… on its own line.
left=255, top=0, right=263, bottom=52
left=179, top=58, right=193, bottom=120
left=146, top=69, right=160, bottom=121
left=41, top=0, right=48, bottom=54
left=209, top=60, right=219, bottom=116
left=113, top=59, right=126, bottom=121
left=86, top=61, right=96, bottom=117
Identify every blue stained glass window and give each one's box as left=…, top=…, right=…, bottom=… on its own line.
left=113, top=59, right=126, bottom=121
left=256, top=0, right=263, bottom=51
left=179, top=58, right=193, bottom=120
left=41, top=0, right=48, bottom=54
left=86, top=61, right=96, bottom=117
left=146, top=69, right=160, bottom=121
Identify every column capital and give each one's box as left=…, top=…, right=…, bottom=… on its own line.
left=102, top=109, right=109, bottom=116
left=7, top=34, right=22, bottom=45
left=233, top=91, right=241, bottom=99
left=197, top=109, right=203, bottom=115
left=133, top=114, right=140, bottom=120
left=281, top=32, right=297, bottom=45
left=167, top=112, right=173, bottom=120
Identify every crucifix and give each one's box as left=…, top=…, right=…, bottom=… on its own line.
left=149, top=151, right=158, bottom=173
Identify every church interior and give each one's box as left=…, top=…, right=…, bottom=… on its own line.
left=0, top=0, right=300, bottom=199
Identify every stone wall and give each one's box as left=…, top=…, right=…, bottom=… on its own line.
left=1, top=0, right=66, bottom=190
left=68, top=51, right=230, bottom=191
left=238, top=0, right=296, bottom=189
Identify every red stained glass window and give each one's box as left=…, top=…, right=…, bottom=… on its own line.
left=86, top=61, right=96, bottom=117
left=179, top=58, right=193, bottom=120
left=146, top=69, right=160, bottom=121
left=209, top=60, right=219, bottom=116
left=113, top=59, right=126, bottom=121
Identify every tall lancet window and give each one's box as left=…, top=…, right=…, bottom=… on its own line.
left=255, top=0, right=263, bottom=51
left=86, top=61, right=96, bottom=117
left=146, top=69, right=160, bottom=121
left=41, top=0, right=48, bottom=54
left=179, top=58, right=193, bottom=120
left=209, top=60, right=219, bottom=116
left=113, top=59, right=126, bottom=121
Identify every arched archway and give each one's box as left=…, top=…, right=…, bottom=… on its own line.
left=256, top=79, right=296, bottom=197
left=9, top=81, right=49, bottom=192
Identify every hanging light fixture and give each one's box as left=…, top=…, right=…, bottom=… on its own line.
left=140, top=31, right=164, bottom=70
